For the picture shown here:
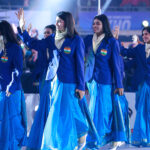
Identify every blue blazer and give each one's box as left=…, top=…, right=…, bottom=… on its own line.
left=18, top=29, right=85, bottom=90
left=119, top=55, right=124, bottom=81
left=0, top=42, right=23, bottom=93
left=56, top=35, right=85, bottom=91
left=121, top=44, right=150, bottom=87
left=84, top=35, right=123, bottom=88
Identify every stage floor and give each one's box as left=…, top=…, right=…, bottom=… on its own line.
left=22, top=144, right=150, bottom=150
left=100, top=144, right=150, bottom=150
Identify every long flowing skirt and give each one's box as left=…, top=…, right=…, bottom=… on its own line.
left=112, top=94, right=130, bottom=143
left=78, top=96, right=101, bottom=149
left=27, top=76, right=51, bottom=149
left=0, top=90, right=27, bottom=150
left=86, top=80, right=113, bottom=147
left=132, top=82, right=150, bottom=147
left=41, top=80, right=88, bottom=150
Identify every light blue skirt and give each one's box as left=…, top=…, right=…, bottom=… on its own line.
left=86, top=80, right=113, bottom=147
left=78, top=96, right=101, bottom=149
left=112, top=94, right=130, bottom=143
left=27, top=76, right=51, bottom=149
left=0, top=90, right=27, bottom=150
left=132, top=82, right=150, bottom=147
left=41, top=80, right=88, bottom=150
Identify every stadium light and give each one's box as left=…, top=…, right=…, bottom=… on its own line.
left=142, top=20, right=149, bottom=27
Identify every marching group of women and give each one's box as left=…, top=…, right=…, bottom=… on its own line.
left=0, top=8, right=150, bottom=150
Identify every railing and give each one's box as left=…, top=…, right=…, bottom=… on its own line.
left=77, top=27, right=142, bottom=37
left=0, top=4, right=145, bottom=37
left=79, top=6, right=150, bottom=12
left=0, top=5, right=24, bottom=10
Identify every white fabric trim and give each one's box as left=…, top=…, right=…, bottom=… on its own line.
left=0, top=35, right=4, bottom=52
left=145, top=43, right=150, bottom=58
left=92, top=33, right=105, bottom=54
left=6, top=69, right=19, bottom=92
left=55, top=28, right=67, bottom=49
left=45, top=50, right=59, bottom=81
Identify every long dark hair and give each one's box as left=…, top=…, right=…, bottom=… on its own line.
left=142, top=26, right=150, bottom=35
left=0, top=20, right=19, bottom=45
left=57, top=11, right=78, bottom=38
left=93, top=14, right=113, bottom=39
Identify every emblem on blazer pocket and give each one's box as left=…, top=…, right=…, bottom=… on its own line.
left=100, top=49, right=107, bottom=56
left=64, top=47, right=71, bottom=54
left=1, top=56, right=8, bottom=63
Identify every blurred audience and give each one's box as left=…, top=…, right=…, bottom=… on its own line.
left=0, top=0, right=149, bottom=9
left=120, top=0, right=150, bottom=6
left=79, top=0, right=150, bottom=7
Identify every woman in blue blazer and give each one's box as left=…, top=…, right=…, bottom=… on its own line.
left=84, top=14, right=124, bottom=149
left=120, top=26, right=150, bottom=147
left=41, top=11, right=89, bottom=150
left=16, top=9, right=57, bottom=149
left=0, top=20, right=27, bottom=150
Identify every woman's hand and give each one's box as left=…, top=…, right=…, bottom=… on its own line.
left=113, top=26, right=120, bottom=40
left=114, top=88, right=124, bottom=96
left=27, top=23, right=32, bottom=33
left=75, top=89, right=85, bottom=100
left=15, top=8, right=25, bottom=32
left=6, top=91, right=11, bottom=97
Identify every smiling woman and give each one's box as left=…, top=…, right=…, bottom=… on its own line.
left=41, top=11, right=89, bottom=150
left=120, top=26, right=150, bottom=147
left=84, top=14, right=125, bottom=149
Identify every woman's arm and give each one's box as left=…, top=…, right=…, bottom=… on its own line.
left=111, top=39, right=124, bottom=95
left=75, top=36, right=85, bottom=99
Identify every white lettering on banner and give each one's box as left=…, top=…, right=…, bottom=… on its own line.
left=122, top=20, right=131, bottom=30
left=109, top=15, right=131, bottom=30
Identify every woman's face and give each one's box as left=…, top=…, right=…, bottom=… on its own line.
left=142, top=30, right=150, bottom=44
left=93, top=19, right=103, bottom=35
left=44, top=28, right=52, bottom=38
left=56, top=17, right=65, bottom=32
